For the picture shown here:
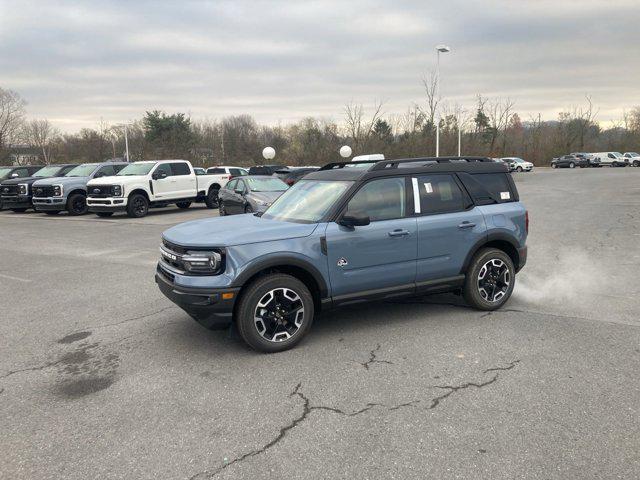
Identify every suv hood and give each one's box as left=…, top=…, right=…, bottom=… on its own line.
left=163, top=214, right=319, bottom=248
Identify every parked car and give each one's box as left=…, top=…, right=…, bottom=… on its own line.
left=248, top=165, right=285, bottom=175
left=206, top=165, right=249, bottom=178
left=32, top=161, right=128, bottom=215
left=0, top=165, right=44, bottom=209
left=0, top=164, right=77, bottom=212
left=623, top=152, right=640, bottom=167
left=273, top=167, right=319, bottom=186
left=218, top=175, right=288, bottom=215
left=86, top=160, right=231, bottom=218
left=156, top=156, right=527, bottom=352
left=570, top=153, right=601, bottom=168
left=502, top=157, right=533, bottom=172
left=590, top=152, right=628, bottom=167
left=193, top=167, right=207, bottom=175
left=551, top=155, right=583, bottom=169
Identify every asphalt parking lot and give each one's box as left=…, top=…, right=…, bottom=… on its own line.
left=1, top=167, right=639, bottom=479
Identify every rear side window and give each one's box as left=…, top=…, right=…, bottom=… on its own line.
left=415, top=174, right=465, bottom=214
left=462, top=173, right=514, bottom=204
left=208, top=167, right=226, bottom=174
left=346, top=177, right=406, bottom=221
left=170, top=162, right=191, bottom=176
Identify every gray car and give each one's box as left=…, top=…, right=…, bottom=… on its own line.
left=32, top=161, right=128, bottom=215
left=218, top=175, right=288, bottom=215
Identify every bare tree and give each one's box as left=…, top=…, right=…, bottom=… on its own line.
left=421, top=71, right=440, bottom=129
left=0, top=88, right=27, bottom=157
left=23, top=119, right=59, bottom=164
left=343, top=100, right=384, bottom=151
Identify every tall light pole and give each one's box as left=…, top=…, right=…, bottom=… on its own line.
left=115, top=123, right=131, bottom=162
left=435, top=44, right=451, bottom=157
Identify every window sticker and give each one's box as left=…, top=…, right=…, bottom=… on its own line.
left=500, top=191, right=511, bottom=200
left=423, top=182, right=433, bottom=194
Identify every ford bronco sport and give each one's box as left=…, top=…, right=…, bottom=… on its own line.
left=156, top=157, right=528, bottom=352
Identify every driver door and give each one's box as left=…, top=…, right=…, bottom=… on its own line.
left=151, top=163, right=174, bottom=199
left=324, top=176, right=417, bottom=303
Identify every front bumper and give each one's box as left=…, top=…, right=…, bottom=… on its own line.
left=155, top=263, right=240, bottom=330
left=1, top=195, right=31, bottom=209
left=33, top=196, right=66, bottom=211
left=87, top=196, right=127, bottom=212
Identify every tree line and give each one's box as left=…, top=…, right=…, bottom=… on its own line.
left=2, top=85, right=639, bottom=167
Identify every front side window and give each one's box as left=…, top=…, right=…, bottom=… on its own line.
left=154, top=163, right=173, bottom=177
left=117, top=163, right=156, bottom=176
left=416, top=174, right=465, bottom=215
left=263, top=180, right=352, bottom=224
left=66, top=164, right=99, bottom=177
left=346, top=177, right=406, bottom=222
left=170, top=162, right=191, bottom=176
left=235, top=179, right=246, bottom=192
left=226, top=179, right=238, bottom=190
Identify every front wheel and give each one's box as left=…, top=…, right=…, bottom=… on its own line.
left=245, top=204, right=253, bottom=214
left=67, top=193, right=88, bottom=216
left=463, top=248, right=515, bottom=311
left=176, top=201, right=191, bottom=209
left=551, top=163, right=557, bottom=169
left=633, top=160, right=640, bottom=167
left=516, top=166, right=523, bottom=172
left=126, top=193, right=149, bottom=218
left=205, top=187, right=219, bottom=208
left=569, top=162, right=575, bottom=168
left=236, top=274, right=314, bottom=353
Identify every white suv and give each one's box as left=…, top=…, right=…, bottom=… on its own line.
left=502, top=157, right=534, bottom=172
left=86, top=160, right=231, bottom=217
left=623, top=152, right=640, bottom=167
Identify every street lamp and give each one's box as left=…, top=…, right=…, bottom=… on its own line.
left=115, top=123, right=131, bottom=162
left=434, top=44, right=451, bottom=157
left=339, top=145, right=352, bottom=158
left=262, top=146, right=276, bottom=161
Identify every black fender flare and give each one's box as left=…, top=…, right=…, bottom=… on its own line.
left=231, top=254, right=329, bottom=298
left=460, top=231, right=522, bottom=273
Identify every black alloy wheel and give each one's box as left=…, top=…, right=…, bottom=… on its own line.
left=67, top=193, right=88, bottom=216
left=127, top=193, right=149, bottom=218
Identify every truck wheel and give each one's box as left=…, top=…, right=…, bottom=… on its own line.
left=205, top=187, right=219, bottom=208
left=463, top=248, right=515, bottom=311
left=67, top=193, right=88, bottom=216
left=127, top=193, right=149, bottom=218
left=96, top=212, right=113, bottom=217
left=236, top=274, right=314, bottom=353
left=176, top=201, right=191, bottom=209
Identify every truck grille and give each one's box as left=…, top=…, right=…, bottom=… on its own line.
left=33, top=185, right=56, bottom=197
left=88, top=185, right=114, bottom=197
left=1, top=184, right=19, bottom=196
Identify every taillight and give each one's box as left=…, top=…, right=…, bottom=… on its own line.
left=525, top=211, right=529, bottom=234
left=286, top=179, right=295, bottom=186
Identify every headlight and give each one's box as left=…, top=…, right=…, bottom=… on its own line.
left=18, top=183, right=28, bottom=195
left=182, top=250, right=222, bottom=274
left=53, top=184, right=63, bottom=197
left=112, top=185, right=123, bottom=197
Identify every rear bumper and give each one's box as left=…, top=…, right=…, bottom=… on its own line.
left=1, top=196, right=31, bottom=209
left=33, top=197, right=66, bottom=211
left=517, top=246, right=527, bottom=272
left=155, top=264, right=240, bottom=330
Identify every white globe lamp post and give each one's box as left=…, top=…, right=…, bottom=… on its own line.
left=339, top=145, right=352, bottom=159
left=262, top=147, right=276, bottom=161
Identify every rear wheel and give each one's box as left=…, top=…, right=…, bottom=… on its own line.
left=176, top=201, right=191, bottom=209
left=569, top=162, right=575, bottom=168
left=236, top=274, right=314, bottom=353
left=67, top=193, right=88, bottom=216
left=463, top=248, right=515, bottom=311
left=634, top=160, right=640, bottom=167
left=96, top=211, right=113, bottom=217
left=205, top=187, right=219, bottom=208
left=126, top=193, right=149, bottom=218
left=245, top=204, right=253, bottom=214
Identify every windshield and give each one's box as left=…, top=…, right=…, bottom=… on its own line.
left=629, top=152, right=639, bottom=156
left=65, top=164, right=98, bottom=177
left=34, top=165, right=64, bottom=177
left=0, top=167, right=12, bottom=176
left=262, top=180, right=352, bottom=223
left=117, top=163, right=156, bottom=176
left=245, top=177, right=288, bottom=192
left=613, top=152, right=623, bottom=158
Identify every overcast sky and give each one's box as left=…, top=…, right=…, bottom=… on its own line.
left=1, top=0, right=639, bottom=132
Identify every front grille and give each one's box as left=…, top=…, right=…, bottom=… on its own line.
left=33, top=185, right=55, bottom=197
left=1, top=185, right=19, bottom=196
left=163, top=238, right=189, bottom=255
left=157, top=263, right=175, bottom=283
left=88, top=185, right=114, bottom=197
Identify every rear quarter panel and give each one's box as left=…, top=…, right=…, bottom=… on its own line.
left=478, top=201, right=527, bottom=247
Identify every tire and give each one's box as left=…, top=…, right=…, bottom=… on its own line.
left=44, top=211, right=59, bottom=215
left=176, top=201, right=191, bottom=209
left=126, top=193, right=149, bottom=218
left=236, top=274, right=315, bottom=353
left=463, top=248, right=515, bottom=311
left=67, top=193, right=88, bottom=216
left=634, top=160, right=639, bottom=167
left=205, top=187, right=219, bottom=209
left=218, top=201, right=226, bottom=216
left=569, top=162, right=575, bottom=168
left=551, top=163, right=557, bottom=169
left=245, top=204, right=254, bottom=214
left=516, top=166, right=523, bottom=172
left=96, top=212, right=113, bottom=217
left=11, top=208, right=27, bottom=213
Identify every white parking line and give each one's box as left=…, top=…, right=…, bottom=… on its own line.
left=0, top=272, right=31, bottom=283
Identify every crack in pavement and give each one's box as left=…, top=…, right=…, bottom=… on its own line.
left=189, top=361, right=520, bottom=478
left=359, top=344, right=394, bottom=370
left=69, top=306, right=179, bottom=334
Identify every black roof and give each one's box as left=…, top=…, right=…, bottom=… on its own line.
left=306, top=156, right=509, bottom=181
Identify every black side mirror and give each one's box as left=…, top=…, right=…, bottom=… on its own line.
left=339, top=211, right=370, bottom=228
left=152, top=171, right=167, bottom=180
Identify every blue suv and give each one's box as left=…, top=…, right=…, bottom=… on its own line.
left=156, top=157, right=528, bottom=352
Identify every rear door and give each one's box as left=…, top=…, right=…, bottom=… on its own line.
left=325, top=176, right=417, bottom=302
left=169, top=162, right=196, bottom=198
left=413, top=174, right=487, bottom=288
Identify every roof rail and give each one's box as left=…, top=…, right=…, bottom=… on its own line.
left=369, top=156, right=495, bottom=171
left=318, top=160, right=378, bottom=171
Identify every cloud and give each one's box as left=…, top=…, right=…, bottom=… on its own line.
left=0, top=0, right=639, bottom=131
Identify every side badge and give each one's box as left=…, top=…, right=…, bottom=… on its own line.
left=337, top=257, right=348, bottom=267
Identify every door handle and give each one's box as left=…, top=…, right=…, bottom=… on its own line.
left=458, top=221, right=476, bottom=229
left=388, top=229, right=411, bottom=237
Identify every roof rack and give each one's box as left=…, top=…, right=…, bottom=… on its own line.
left=369, top=156, right=495, bottom=171
left=318, top=160, right=378, bottom=171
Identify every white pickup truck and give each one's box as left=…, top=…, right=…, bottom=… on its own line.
left=86, top=160, right=230, bottom=218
